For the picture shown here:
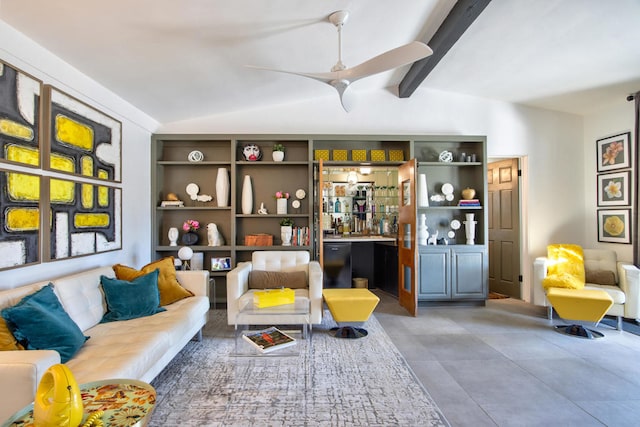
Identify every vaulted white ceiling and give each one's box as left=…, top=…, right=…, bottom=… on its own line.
left=1, top=0, right=639, bottom=123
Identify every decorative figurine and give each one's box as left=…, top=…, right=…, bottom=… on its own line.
left=207, top=223, right=224, bottom=246
left=242, top=143, right=262, bottom=161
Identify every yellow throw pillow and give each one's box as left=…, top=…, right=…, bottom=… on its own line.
left=547, top=244, right=585, bottom=283
left=0, top=317, right=23, bottom=351
left=113, top=257, right=193, bottom=306
left=542, top=272, right=585, bottom=290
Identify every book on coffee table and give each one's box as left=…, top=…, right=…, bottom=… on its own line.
left=242, top=326, right=297, bottom=353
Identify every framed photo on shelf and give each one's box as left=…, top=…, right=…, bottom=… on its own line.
left=597, top=209, right=631, bottom=244
left=211, top=257, right=231, bottom=271
left=597, top=170, right=631, bottom=206
left=596, top=132, right=631, bottom=173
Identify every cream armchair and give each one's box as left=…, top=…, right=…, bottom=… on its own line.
left=533, top=248, right=640, bottom=329
left=226, top=251, right=323, bottom=326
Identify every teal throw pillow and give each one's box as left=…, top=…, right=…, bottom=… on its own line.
left=1, top=284, right=88, bottom=363
left=100, top=269, right=166, bottom=323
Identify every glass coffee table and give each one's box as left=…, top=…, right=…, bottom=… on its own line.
left=234, top=298, right=311, bottom=356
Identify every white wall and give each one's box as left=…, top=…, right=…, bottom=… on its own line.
left=583, top=101, right=636, bottom=262
left=0, top=22, right=159, bottom=289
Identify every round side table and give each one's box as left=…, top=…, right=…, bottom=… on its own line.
left=3, top=379, right=156, bottom=427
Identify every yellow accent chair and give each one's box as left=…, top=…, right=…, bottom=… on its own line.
left=322, top=288, right=380, bottom=338
left=533, top=244, right=640, bottom=337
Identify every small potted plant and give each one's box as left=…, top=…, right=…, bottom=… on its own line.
left=280, top=218, right=294, bottom=246
left=272, top=143, right=285, bottom=162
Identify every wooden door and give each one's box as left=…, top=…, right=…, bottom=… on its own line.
left=398, top=159, right=418, bottom=316
left=488, top=158, right=521, bottom=298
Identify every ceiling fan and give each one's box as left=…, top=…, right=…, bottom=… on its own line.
left=247, top=10, right=433, bottom=112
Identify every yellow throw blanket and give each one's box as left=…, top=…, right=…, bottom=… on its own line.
left=542, top=244, right=585, bottom=290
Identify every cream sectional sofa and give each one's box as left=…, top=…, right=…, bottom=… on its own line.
left=0, top=266, right=210, bottom=422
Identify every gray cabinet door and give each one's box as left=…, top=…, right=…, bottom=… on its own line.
left=451, top=247, right=487, bottom=299
left=418, top=249, right=450, bottom=299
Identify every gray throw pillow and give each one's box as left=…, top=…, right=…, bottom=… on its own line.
left=248, top=270, right=307, bottom=289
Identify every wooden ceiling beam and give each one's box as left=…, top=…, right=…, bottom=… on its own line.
left=399, top=0, right=492, bottom=98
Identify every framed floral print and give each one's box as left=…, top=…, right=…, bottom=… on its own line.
left=598, top=209, right=631, bottom=244
left=596, top=132, right=631, bottom=173
left=597, top=170, right=631, bottom=206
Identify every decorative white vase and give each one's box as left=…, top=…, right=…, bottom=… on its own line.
left=216, top=168, right=229, bottom=207
left=241, top=175, right=253, bottom=214
left=464, top=213, right=477, bottom=245
left=418, top=174, right=429, bottom=207
left=417, top=213, right=428, bottom=245
left=281, top=225, right=292, bottom=246
left=272, top=151, right=285, bottom=162
left=276, top=198, right=287, bottom=214
left=168, top=227, right=179, bottom=246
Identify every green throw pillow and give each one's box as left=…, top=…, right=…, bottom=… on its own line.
left=1, top=284, right=88, bottom=363
left=100, top=269, right=166, bottom=323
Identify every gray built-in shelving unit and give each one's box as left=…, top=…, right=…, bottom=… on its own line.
left=151, top=134, right=487, bottom=306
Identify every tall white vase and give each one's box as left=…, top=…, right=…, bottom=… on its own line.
left=241, top=175, right=253, bottom=214
left=216, top=168, right=229, bottom=207
left=464, top=213, right=477, bottom=245
left=418, top=174, right=429, bottom=207
left=417, top=213, right=429, bottom=246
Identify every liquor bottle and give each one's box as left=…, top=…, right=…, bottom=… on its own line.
left=334, top=198, right=341, bottom=213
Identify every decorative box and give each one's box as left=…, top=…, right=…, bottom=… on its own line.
left=351, top=149, right=367, bottom=161
left=371, top=149, right=386, bottom=162
left=314, top=149, right=329, bottom=161
left=253, top=287, right=295, bottom=308
left=389, top=150, right=404, bottom=161
left=332, top=149, right=348, bottom=161
left=244, top=234, right=273, bottom=246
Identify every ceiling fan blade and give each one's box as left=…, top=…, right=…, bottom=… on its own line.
left=342, top=41, right=433, bottom=81
left=330, top=79, right=354, bottom=112
left=245, top=65, right=337, bottom=84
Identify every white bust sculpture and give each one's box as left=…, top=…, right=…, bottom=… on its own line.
left=207, top=223, right=224, bottom=246
left=168, top=227, right=179, bottom=246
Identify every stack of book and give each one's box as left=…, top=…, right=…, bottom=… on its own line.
left=458, top=199, right=481, bottom=207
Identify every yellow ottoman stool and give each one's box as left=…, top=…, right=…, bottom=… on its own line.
left=323, top=288, right=380, bottom=339
left=546, top=287, right=614, bottom=339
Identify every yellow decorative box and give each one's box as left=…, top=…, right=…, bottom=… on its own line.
left=371, top=149, right=386, bottom=162
left=351, top=149, right=367, bottom=161
left=314, top=149, right=329, bottom=161
left=389, top=150, right=404, bottom=161
left=253, top=288, right=295, bottom=308
left=332, top=149, right=348, bottom=161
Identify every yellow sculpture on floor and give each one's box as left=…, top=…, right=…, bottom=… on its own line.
left=34, top=364, right=83, bottom=427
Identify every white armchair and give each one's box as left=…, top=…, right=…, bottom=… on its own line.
left=533, top=248, right=640, bottom=329
left=226, top=251, right=323, bottom=326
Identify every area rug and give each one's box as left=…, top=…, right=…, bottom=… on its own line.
left=150, top=310, right=449, bottom=426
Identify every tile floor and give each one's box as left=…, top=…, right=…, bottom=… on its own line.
left=373, top=292, right=640, bottom=427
